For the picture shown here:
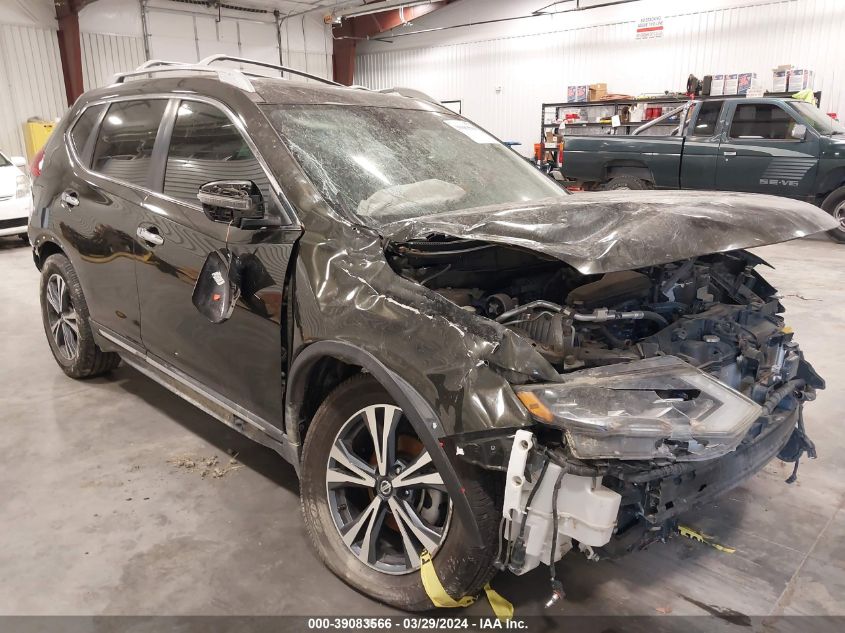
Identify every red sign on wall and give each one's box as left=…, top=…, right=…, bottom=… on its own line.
left=636, top=16, right=664, bottom=40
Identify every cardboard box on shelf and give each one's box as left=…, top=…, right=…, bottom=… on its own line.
left=568, top=85, right=589, bottom=103
left=724, top=74, right=739, bottom=95
left=772, top=70, right=789, bottom=92
left=737, top=72, right=758, bottom=95
left=589, top=83, right=607, bottom=101
left=788, top=69, right=814, bottom=92
left=710, top=74, right=725, bottom=96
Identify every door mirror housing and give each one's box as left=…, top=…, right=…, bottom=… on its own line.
left=192, top=249, right=240, bottom=324
left=197, top=180, right=264, bottom=227
left=790, top=124, right=808, bottom=140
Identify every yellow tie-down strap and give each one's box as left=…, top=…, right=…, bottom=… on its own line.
left=678, top=524, right=736, bottom=554
left=419, top=550, right=514, bottom=621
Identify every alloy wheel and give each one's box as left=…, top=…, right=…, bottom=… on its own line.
left=835, top=201, right=845, bottom=231
left=326, top=404, right=451, bottom=575
left=45, top=274, right=80, bottom=361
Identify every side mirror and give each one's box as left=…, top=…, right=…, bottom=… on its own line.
left=192, top=249, right=240, bottom=324
left=790, top=124, right=808, bottom=140
left=197, top=180, right=264, bottom=227
left=10, top=156, right=26, bottom=168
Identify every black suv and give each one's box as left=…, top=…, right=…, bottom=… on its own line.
left=29, top=56, right=835, bottom=610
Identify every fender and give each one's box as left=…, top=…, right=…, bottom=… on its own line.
left=286, top=340, right=484, bottom=545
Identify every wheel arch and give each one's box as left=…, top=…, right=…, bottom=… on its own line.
left=286, top=340, right=484, bottom=545
left=32, top=238, right=66, bottom=271
left=603, top=160, right=655, bottom=183
left=817, top=169, right=845, bottom=201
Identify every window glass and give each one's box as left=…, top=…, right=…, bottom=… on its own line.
left=790, top=101, right=845, bottom=136
left=163, top=100, right=271, bottom=205
left=262, top=104, right=565, bottom=223
left=729, top=104, right=798, bottom=140
left=69, top=104, right=105, bottom=160
left=92, top=100, right=166, bottom=184
left=691, top=102, right=721, bottom=136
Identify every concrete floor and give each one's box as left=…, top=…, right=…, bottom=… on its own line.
left=1, top=235, right=844, bottom=620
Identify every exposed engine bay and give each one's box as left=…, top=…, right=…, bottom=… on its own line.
left=387, top=236, right=816, bottom=407
left=388, top=235, right=824, bottom=581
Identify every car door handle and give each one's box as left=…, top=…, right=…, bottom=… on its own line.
left=722, top=151, right=737, bottom=156
left=60, top=190, right=79, bottom=208
left=136, top=226, right=164, bottom=246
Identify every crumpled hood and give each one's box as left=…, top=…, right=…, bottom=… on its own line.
left=377, top=190, right=838, bottom=274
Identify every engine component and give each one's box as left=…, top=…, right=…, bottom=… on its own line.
left=484, top=293, right=515, bottom=319
left=503, top=431, right=621, bottom=575
left=566, top=270, right=652, bottom=309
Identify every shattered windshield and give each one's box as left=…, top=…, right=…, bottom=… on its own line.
left=262, top=104, right=565, bottom=223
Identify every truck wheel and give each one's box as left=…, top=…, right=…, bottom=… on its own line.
left=601, top=175, right=649, bottom=190
left=821, top=187, right=845, bottom=243
left=40, top=254, right=121, bottom=378
left=300, top=374, right=500, bottom=611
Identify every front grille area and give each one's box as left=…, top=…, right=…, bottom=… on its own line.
left=0, top=217, right=27, bottom=230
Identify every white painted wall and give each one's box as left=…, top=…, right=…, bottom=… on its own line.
left=0, top=3, right=65, bottom=157
left=78, top=0, right=334, bottom=85
left=355, top=0, right=845, bottom=155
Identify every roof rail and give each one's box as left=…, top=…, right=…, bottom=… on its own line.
left=111, top=54, right=343, bottom=91
left=199, top=54, right=343, bottom=87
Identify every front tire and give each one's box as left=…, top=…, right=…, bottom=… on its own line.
left=39, top=254, right=120, bottom=378
left=300, top=374, right=500, bottom=610
left=821, top=186, right=845, bottom=243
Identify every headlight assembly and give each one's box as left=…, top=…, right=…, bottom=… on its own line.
left=515, top=356, right=762, bottom=461
left=15, top=174, right=30, bottom=198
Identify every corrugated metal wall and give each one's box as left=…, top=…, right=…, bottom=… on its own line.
left=355, top=0, right=845, bottom=154
left=0, top=23, right=66, bottom=157
left=82, top=32, right=147, bottom=91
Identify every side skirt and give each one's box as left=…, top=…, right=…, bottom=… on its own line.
left=93, top=324, right=299, bottom=471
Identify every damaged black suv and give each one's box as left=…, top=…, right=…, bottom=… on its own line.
left=29, top=56, right=837, bottom=610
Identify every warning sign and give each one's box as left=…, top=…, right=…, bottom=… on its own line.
left=636, top=16, right=664, bottom=39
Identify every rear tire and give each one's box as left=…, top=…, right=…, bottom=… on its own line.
left=39, top=254, right=120, bottom=379
left=601, top=175, right=649, bottom=190
left=300, top=374, right=500, bottom=611
left=821, top=186, right=845, bottom=243
left=18, top=232, right=28, bottom=244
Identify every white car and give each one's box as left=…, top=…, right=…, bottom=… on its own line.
left=0, top=150, right=33, bottom=241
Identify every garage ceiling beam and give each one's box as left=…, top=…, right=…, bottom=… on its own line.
left=55, top=0, right=99, bottom=105
left=331, top=0, right=451, bottom=85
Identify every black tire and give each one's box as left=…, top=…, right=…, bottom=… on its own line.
left=821, top=186, right=845, bottom=244
left=39, top=254, right=120, bottom=378
left=601, top=174, right=649, bottom=190
left=300, top=374, right=501, bottom=611
left=18, top=232, right=29, bottom=244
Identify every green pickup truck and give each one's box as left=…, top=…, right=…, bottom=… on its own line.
left=561, top=97, right=845, bottom=243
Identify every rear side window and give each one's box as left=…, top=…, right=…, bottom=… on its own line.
left=691, top=102, right=721, bottom=136
left=730, top=104, right=798, bottom=140
left=69, top=104, right=105, bottom=162
left=163, top=100, right=271, bottom=206
left=92, top=99, right=167, bottom=185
